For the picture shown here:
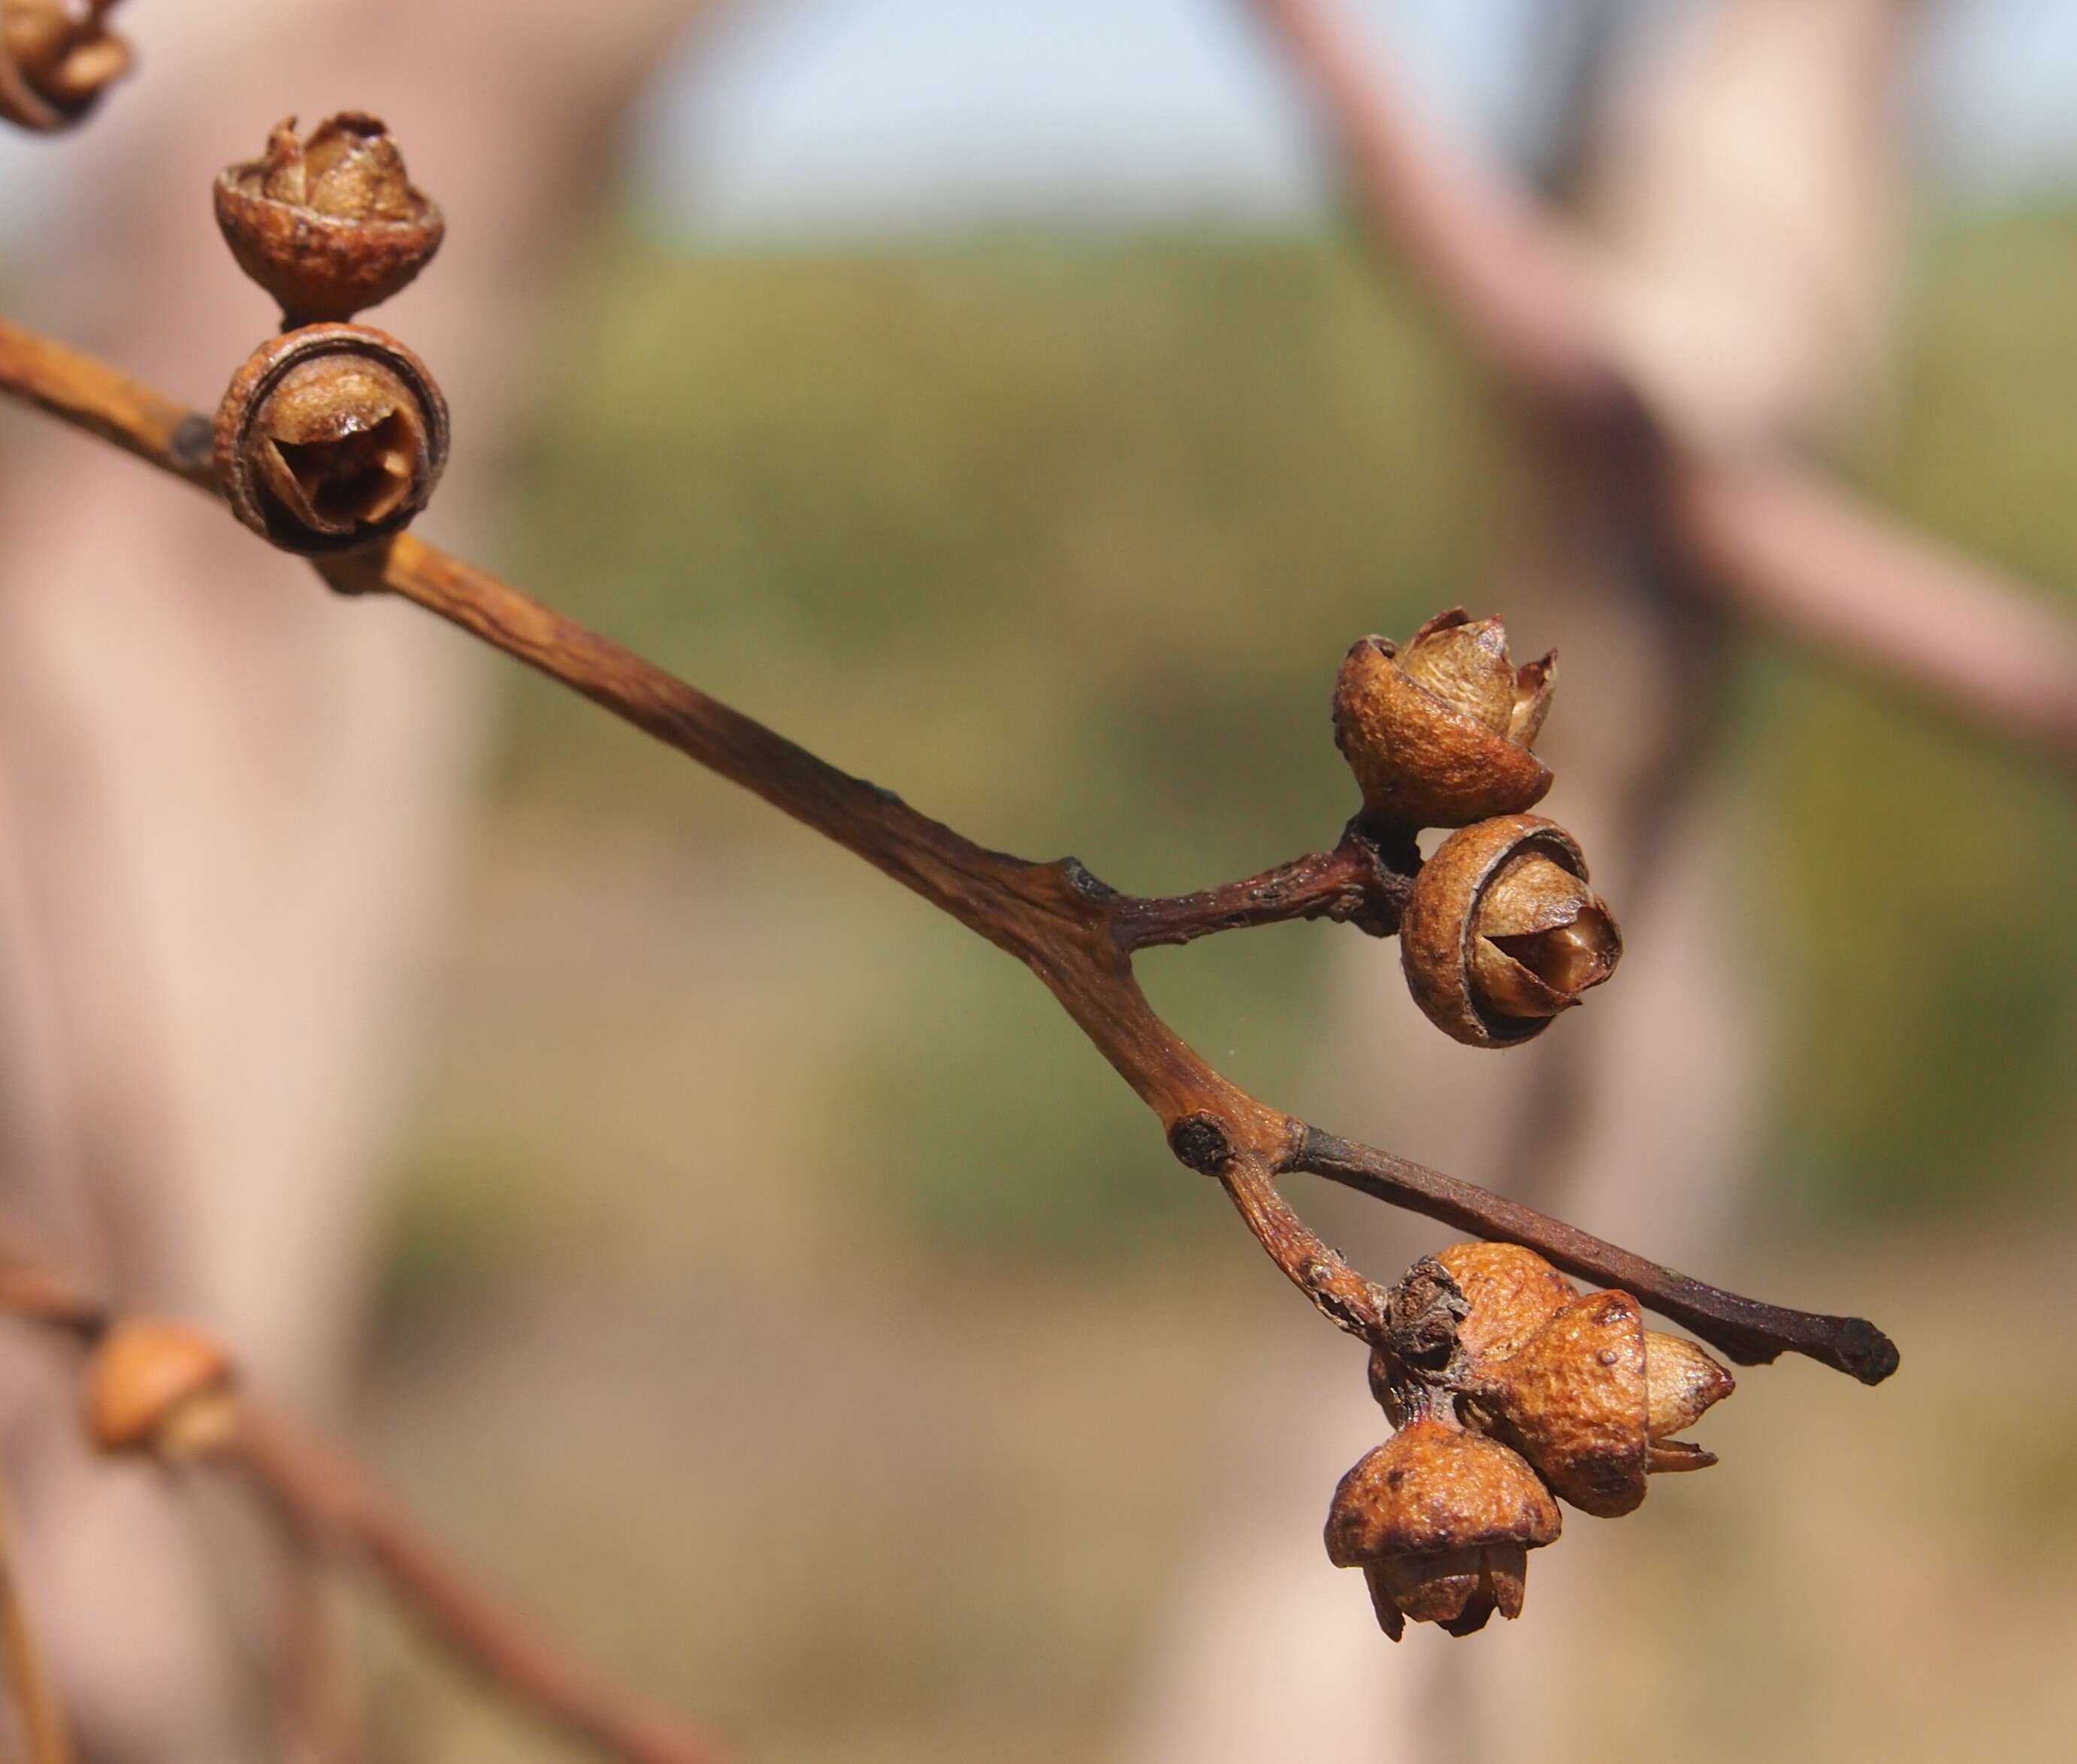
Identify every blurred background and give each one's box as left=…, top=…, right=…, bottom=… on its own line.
left=2, top=2, right=2075, bottom=1761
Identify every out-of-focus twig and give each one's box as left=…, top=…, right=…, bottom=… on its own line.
left=0, top=1235, right=721, bottom=1764
left=0, top=1226, right=109, bottom=1344
left=1245, top=0, right=2077, bottom=769
left=1670, top=457, right=2077, bottom=762
left=224, top=1406, right=711, bottom=1764
left=1247, top=0, right=1619, bottom=409
left=269, top=1519, right=363, bottom=1764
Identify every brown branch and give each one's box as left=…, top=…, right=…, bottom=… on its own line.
left=0, top=313, right=1896, bottom=1390
left=1290, top=1129, right=1897, bottom=1382
left=268, top=1519, right=364, bottom=1764
left=1244, top=0, right=2077, bottom=771
left=1111, top=822, right=1414, bottom=953
left=0, top=320, right=215, bottom=492
left=1220, top=1155, right=1387, bottom=1342
left=0, top=1226, right=109, bottom=1344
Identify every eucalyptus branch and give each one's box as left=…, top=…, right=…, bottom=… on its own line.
left=0, top=313, right=1897, bottom=1386
left=1245, top=0, right=2077, bottom=769
left=1290, top=1130, right=1897, bottom=1379
left=1110, top=820, right=1414, bottom=953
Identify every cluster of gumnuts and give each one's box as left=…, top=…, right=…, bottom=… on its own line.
left=207, top=114, right=453, bottom=557
left=5, top=5, right=452, bottom=554
left=1334, top=611, right=1621, bottom=1048
left=1324, top=611, right=1729, bottom=1638
left=1327, top=1243, right=1733, bottom=1639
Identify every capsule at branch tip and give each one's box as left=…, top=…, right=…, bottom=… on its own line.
left=1332, top=610, right=1556, bottom=830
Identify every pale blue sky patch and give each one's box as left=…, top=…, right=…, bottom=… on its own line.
left=626, top=0, right=2077, bottom=243
left=2, top=2, right=2075, bottom=242
left=628, top=0, right=1547, bottom=239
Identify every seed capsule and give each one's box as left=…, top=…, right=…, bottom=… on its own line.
left=1435, top=1240, right=1579, bottom=1362
left=1325, top=1415, right=1561, bottom=1639
left=1468, top=1288, right=1734, bottom=1515
left=1398, top=814, right=1621, bottom=1047
left=214, top=324, right=449, bottom=555
left=1332, top=610, right=1555, bottom=829
left=1643, top=1332, right=1737, bottom=1473
left=84, top=1320, right=237, bottom=1460
left=0, top=0, right=132, bottom=131
left=214, top=113, right=444, bottom=324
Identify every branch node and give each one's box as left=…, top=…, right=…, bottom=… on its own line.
left=170, top=412, right=214, bottom=476
left=1060, top=856, right=1116, bottom=902
left=1168, top=1113, right=1235, bottom=1176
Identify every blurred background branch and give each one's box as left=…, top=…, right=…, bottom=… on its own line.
left=1246, top=0, right=2077, bottom=769
left=0, top=1230, right=720, bottom=1764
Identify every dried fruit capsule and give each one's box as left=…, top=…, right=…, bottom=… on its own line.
left=1466, top=1288, right=1734, bottom=1515
left=1324, top=1415, right=1561, bottom=1639
left=1435, top=1240, right=1578, bottom=1362
left=0, top=0, right=131, bottom=131
left=84, top=1319, right=237, bottom=1460
left=1643, top=1332, right=1737, bottom=1473
left=1332, top=610, right=1555, bottom=829
left=214, top=323, right=449, bottom=555
left=1399, top=814, right=1621, bottom=1047
left=1377, top=1244, right=1735, bottom=1519
left=214, top=113, right=444, bottom=324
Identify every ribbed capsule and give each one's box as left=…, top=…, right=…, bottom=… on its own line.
left=1399, top=816, right=1621, bottom=1048
left=214, top=324, right=449, bottom=555
left=214, top=113, right=445, bottom=324
left=1325, top=1416, right=1561, bottom=1639
left=1462, top=1285, right=1734, bottom=1515
left=1644, top=1332, right=1737, bottom=1473
left=1435, top=1240, right=1579, bottom=1362
left=1332, top=610, right=1556, bottom=829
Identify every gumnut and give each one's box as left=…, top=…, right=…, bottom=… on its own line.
left=1332, top=609, right=1555, bottom=829
left=0, top=0, right=130, bottom=131
left=214, top=113, right=444, bottom=323
left=214, top=323, right=449, bottom=554
left=1324, top=1414, right=1561, bottom=1639
left=83, top=1319, right=237, bottom=1460
left=1463, top=1285, right=1734, bottom=1516
left=1398, top=814, right=1620, bottom=1047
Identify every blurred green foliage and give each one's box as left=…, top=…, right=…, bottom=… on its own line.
left=1753, top=209, right=2077, bottom=1216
